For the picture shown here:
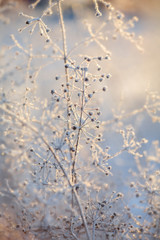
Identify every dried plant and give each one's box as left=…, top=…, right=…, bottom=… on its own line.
left=0, top=0, right=159, bottom=239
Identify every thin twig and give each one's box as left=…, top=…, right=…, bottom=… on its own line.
left=72, top=69, right=86, bottom=183
left=57, top=0, right=73, bottom=163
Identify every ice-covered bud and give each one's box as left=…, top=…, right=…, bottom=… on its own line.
left=102, top=86, right=108, bottom=92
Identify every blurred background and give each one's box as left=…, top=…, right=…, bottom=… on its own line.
left=1, top=0, right=160, bottom=15
left=0, top=0, right=160, bottom=18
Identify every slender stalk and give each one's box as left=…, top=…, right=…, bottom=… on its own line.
left=73, top=189, right=91, bottom=240
left=58, top=1, right=67, bottom=64
left=58, top=0, right=70, bottom=100
left=57, top=0, right=74, bottom=212
left=56, top=2, right=91, bottom=239
left=57, top=0, right=73, bottom=169
left=72, top=70, right=86, bottom=184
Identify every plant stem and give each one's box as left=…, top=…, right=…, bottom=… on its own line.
left=57, top=0, right=73, bottom=168
left=57, top=2, right=91, bottom=239
left=72, top=70, right=86, bottom=184
left=58, top=0, right=70, bottom=101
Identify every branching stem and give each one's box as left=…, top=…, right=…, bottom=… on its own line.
left=72, top=70, right=86, bottom=183
left=57, top=0, right=73, bottom=165
left=57, top=2, right=91, bottom=239
left=1, top=105, right=91, bottom=240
